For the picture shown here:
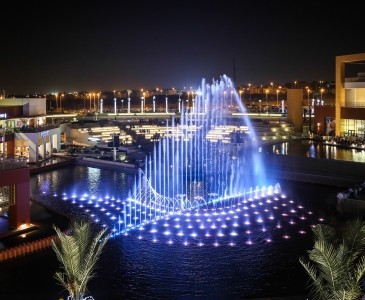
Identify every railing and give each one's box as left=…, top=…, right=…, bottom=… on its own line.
left=344, top=77, right=365, bottom=82
left=0, top=123, right=60, bottom=135
left=0, top=155, right=28, bottom=171
left=340, top=102, right=365, bottom=108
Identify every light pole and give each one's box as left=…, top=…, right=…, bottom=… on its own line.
left=127, top=90, right=132, bottom=113
left=259, top=100, right=261, bottom=115
left=93, top=93, right=96, bottom=111
left=271, top=82, right=273, bottom=94
left=83, top=95, right=85, bottom=111
left=89, top=93, right=92, bottom=111
left=294, top=81, right=297, bottom=88
left=121, top=99, right=124, bottom=112
left=153, top=96, right=156, bottom=112
left=114, top=98, right=117, bottom=113
left=320, top=88, right=324, bottom=103
left=55, top=93, right=58, bottom=110
left=248, top=83, right=251, bottom=106
left=97, top=92, right=100, bottom=111
left=276, top=89, right=279, bottom=107
left=60, top=94, right=64, bottom=112
left=307, top=89, right=310, bottom=106
left=265, top=90, right=268, bottom=111
left=143, top=92, right=146, bottom=112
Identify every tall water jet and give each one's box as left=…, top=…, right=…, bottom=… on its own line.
left=132, top=75, right=268, bottom=213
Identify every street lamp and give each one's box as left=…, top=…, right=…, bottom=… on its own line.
left=55, top=93, right=58, bottom=111
left=276, top=89, right=279, bottom=107
left=60, top=94, right=64, bottom=112
left=259, top=100, right=261, bottom=115
left=143, top=92, right=146, bottom=112
left=294, top=81, right=297, bottom=88
left=307, top=88, right=310, bottom=106
left=97, top=93, right=100, bottom=111
left=271, top=82, right=273, bottom=93
left=89, top=93, right=92, bottom=111
left=121, top=99, right=124, bottom=112
left=248, top=83, right=251, bottom=106
left=93, top=93, right=96, bottom=111
left=265, top=90, right=268, bottom=111
left=320, top=88, right=324, bottom=103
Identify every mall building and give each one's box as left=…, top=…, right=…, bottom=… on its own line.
left=314, top=53, right=365, bottom=137
left=0, top=97, right=66, bottom=162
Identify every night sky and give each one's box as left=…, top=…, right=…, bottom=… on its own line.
left=1, top=1, right=365, bottom=94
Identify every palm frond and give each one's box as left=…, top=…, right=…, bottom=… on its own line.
left=52, top=219, right=110, bottom=300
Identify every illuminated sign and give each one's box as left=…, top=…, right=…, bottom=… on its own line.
left=0, top=113, right=7, bottom=118
left=40, top=130, right=49, bottom=137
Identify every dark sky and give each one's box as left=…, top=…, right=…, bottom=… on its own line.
left=1, top=0, right=365, bottom=94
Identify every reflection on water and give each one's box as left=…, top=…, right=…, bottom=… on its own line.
left=261, top=140, right=365, bottom=162
left=24, top=165, right=336, bottom=299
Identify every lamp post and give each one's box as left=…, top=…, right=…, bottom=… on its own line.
left=271, top=82, right=273, bottom=93
left=153, top=96, right=156, bottom=112
left=97, top=92, right=100, bottom=111
left=89, top=93, right=92, bottom=111
left=265, top=90, right=268, bottom=111
left=121, top=99, right=124, bottom=112
left=141, top=97, right=144, bottom=113
left=143, top=92, right=146, bottom=112
left=83, top=95, right=85, bottom=111
left=307, top=89, right=310, bottom=106
left=114, top=98, right=117, bottom=113
left=248, top=83, right=251, bottom=106
left=259, top=100, right=261, bottom=115
left=320, top=88, right=324, bottom=103
left=60, top=94, right=64, bottom=112
left=276, top=89, right=279, bottom=107
left=294, top=81, right=297, bottom=88
left=55, top=93, right=58, bottom=110
left=93, top=93, right=96, bottom=111
left=127, top=90, right=132, bottom=113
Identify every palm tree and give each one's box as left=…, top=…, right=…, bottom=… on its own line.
left=300, top=218, right=365, bottom=300
left=52, top=218, right=111, bottom=300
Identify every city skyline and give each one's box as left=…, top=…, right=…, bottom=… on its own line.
left=1, top=1, right=365, bottom=94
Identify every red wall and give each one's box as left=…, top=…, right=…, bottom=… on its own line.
left=0, top=168, right=30, bottom=228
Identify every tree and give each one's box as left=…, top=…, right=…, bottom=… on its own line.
left=300, top=218, right=365, bottom=300
left=52, top=218, right=111, bottom=300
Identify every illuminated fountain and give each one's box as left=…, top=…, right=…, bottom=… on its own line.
left=48, top=75, right=324, bottom=246
left=115, top=75, right=296, bottom=235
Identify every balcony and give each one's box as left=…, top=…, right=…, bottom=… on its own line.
left=0, top=155, right=28, bottom=172
left=1, top=123, right=60, bottom=134
left=340, top=102, right=365, bottom=108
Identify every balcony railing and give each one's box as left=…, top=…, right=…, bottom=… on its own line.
left=0, top=155, right=28, bottom=172
left=341, top=102, right=365, bottom=107
left=0, top=123, right=60, bottom=135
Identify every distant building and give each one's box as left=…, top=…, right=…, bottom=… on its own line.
left=0, top=97, right=65, bottom=162
left=313, top=53, right=365, bottom=137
